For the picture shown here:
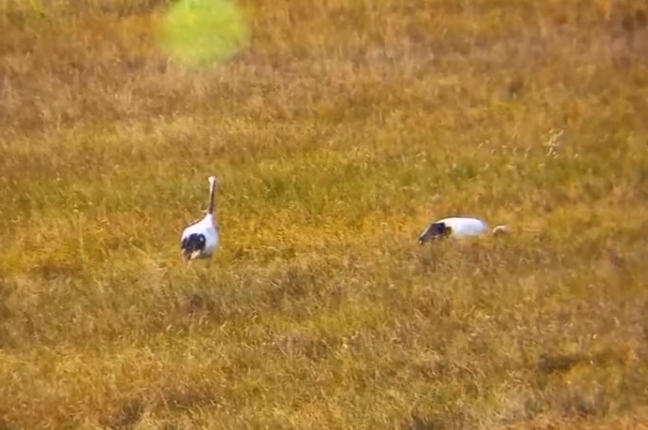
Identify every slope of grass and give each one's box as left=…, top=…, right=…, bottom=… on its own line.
left=1, top=0, right=648, bottom=429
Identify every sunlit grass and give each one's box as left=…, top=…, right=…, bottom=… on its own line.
left=1, top=0, right=648, bottom=428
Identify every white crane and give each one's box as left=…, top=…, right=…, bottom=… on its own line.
left=180, top=176, right=220, bottom=261
left=418, top=216, right=509, bottom=244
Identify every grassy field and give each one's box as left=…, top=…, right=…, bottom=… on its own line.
left=1, top=0, right=648, bottom=428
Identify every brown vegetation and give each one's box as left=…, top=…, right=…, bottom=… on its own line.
left=1, top=0, right=648, bottom=428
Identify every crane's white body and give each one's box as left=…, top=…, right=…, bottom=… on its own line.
left=180, top=213, right=219, bottom=259
left=418, top=216, right=509, bottom=244
left=180, top=176, right=220, bottom=261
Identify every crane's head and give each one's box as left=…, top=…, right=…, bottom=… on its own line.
left=208, top=176, right=218, bottom=191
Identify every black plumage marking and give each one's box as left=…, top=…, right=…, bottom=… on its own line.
left=181, top=233, right=207, bottom=254
left=431, top=222, right=451, bottom=237
left=418, top=222, right=453, bottom=244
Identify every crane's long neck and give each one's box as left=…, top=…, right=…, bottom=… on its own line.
left=207, top=181, right=216, bottom=215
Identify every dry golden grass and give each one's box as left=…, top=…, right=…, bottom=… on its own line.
left=1, top=0, right=648, bottom=428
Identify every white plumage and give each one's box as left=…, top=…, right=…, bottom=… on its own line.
left=180, top=176, right=220, bottom=261
left=418, top=216, right=509, bottom=244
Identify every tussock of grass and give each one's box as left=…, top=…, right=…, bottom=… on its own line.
left=1, top=0, right=648, bottom=428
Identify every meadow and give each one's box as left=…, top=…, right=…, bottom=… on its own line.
left=1, top=0, right=648, bottom=428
